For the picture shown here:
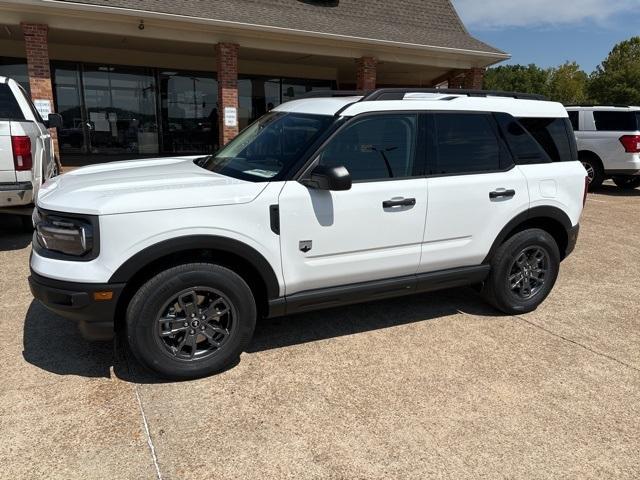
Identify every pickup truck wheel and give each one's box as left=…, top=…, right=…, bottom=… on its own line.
left=126, top=263, right=256, bottom=380
left=20, top=215, right=34, bottom=232
left=612, top=175, right=640, bottom=190
left=580, top=157, right=604, bottom=191
left=482, top=229, right=560, bottom=314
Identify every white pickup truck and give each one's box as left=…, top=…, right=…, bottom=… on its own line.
left=0, top=76, right=62, bottom=229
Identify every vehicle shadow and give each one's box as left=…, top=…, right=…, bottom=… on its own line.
left=22, top=288, right=501, bottom=383
left=592, top=184, right=640, bottom=197
left=0, top=213, right=32, bottom=251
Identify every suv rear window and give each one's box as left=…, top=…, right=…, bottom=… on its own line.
left=593, top=111, right=640, bottom=132
left=519, top=117, right=575, bottom=162
left=0, top=84, right=25, bottom=120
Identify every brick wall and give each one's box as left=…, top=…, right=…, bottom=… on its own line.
left=356, top=56, right=377, bottom=91
left=21, top=23, right=59, bottom=162
left=215, top=43, right=239, bottom=146
left=463, top=67, right=485, bottom=90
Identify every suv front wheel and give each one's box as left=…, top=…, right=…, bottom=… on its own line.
left=482, top=229, right=560, bottom=314
left=126, top=263, right=256, bottom=379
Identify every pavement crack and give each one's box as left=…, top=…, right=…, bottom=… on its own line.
left=134, top=384, right=163, bottom=480
left=512, top=314, right=640, bottom=374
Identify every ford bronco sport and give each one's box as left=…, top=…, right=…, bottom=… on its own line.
left=29, top=89, right=587, bottom=379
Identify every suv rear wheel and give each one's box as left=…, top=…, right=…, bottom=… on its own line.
left=580, top=155, right=605, bottom=190
left=482, top=228, right=560, bottom=314
left=126, top=263, right=256, bottom=379
left=612, top=175, right=640, bottom=190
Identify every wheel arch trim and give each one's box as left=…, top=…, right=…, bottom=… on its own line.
left=483, top=206, right=573, bottom=264
left=108, top=235, right=281, bottom=299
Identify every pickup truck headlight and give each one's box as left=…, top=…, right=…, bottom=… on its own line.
left=35, top=213, right=94, bottom=257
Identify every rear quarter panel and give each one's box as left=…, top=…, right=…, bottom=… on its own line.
left=517, top=161, right=586, bottom=226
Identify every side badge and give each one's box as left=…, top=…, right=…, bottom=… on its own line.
left=299, top=240, right=312, bottom=253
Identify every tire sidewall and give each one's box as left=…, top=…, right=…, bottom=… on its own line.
left=127, top=264, right=256, bottom=379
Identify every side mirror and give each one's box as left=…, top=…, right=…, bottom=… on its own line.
left=301, top=165, right=352, bottom=191
left=45, top=113, right=63, bottom=129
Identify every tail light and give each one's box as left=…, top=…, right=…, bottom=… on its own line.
left=583, top=176, right=589, bottom=206
left=619, top=135, right=640, bottom=153
left=11, top=136, right=32, bottom=171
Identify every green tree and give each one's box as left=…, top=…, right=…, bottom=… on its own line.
left=547, top=61, right=589, bottom=104
left=588, top=36, right=640, bottom=104
left=483, top=64, right=549, bottom=96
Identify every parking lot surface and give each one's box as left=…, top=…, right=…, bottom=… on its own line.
left=1, top=184, right=639, bottom=479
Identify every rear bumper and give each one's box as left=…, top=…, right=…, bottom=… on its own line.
left=565, top=224, right=580, bottom=258
left=0, top=182, right=33, bottom=207
left=28, top=270, right=124, bottom=341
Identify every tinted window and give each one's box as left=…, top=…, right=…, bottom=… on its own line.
left=568, top=111, right=579, bottom=131
left=200, top=112, right=334, bottom=182
left=0, top=84, right=24, bottom=120
left=319, top=114, right=417, bottom=181
left=593, top=111, right=640, bottom=132
left=519, top=117, right=574, bottom=162
left=433, top=113, right=502, bottom=174
left=495, top=113, right=550, bottom=164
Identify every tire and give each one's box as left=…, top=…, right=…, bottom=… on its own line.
left=580, top=155, right=604, bottom=191
left=482, top=229, right=560, bottom=314
left=126, top=263, right=256, bottom=380
left=612, top=175, right=640, bottom=190
left=19, top=214, right=34, bottom=232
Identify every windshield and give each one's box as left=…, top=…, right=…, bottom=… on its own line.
left=197, top=112, right=334, bottom=181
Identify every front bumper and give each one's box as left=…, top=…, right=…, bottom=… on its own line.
left=0, top=182, right=33, bottom=207
left=28, top=270, right=125, bottom=341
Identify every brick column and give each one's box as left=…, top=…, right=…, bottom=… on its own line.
left=463, top=67, right=485, bottom=90
left=216, top=42, right=239, bottom=147
left=356, top=56, right=377, bottom=91
left=21, top=23, right=59, bottom=161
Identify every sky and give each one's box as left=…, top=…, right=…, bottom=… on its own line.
left=452, top=0, right=640, bottom=72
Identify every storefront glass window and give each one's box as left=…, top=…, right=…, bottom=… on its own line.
left=82, top=65, right=158, bottom=157
left=0, top=57, right=30, bottom=93
left=238, top=76, right=281, bottom=130
left=159, top=71, right=218, bottom=154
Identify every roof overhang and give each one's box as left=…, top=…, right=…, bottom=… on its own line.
left=0, top=0, right=510, bottom=68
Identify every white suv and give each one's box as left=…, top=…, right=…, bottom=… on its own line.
left=566, top=105, right=640, bottom=190
left=0, top=76, right=61, bottom=227
left=29, top=89, right=588, bottom=379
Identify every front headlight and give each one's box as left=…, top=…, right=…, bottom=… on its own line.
left=35, top=213, right=94, bottom=256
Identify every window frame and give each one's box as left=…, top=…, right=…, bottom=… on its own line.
left=425, top=110, right=515, bottom=178
left=298, top=110, right=426, bottom=184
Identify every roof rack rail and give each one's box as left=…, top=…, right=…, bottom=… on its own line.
left=564, top=104, right=631, bottom=108
left=362, top=88, right=547, bottom=101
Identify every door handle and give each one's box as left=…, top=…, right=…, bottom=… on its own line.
left=383, top=197, right=416, bottom=208
left=489, top=189, right=515, bottom=199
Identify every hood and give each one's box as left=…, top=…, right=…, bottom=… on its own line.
left=37, top=156, right=268, bottom=215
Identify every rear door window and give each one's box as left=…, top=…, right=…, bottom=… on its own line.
left=567, top=111, right=579, bottom=131
left=0, top=84, right=25, bottom=120
left=593, top=111, right=640, bottom=132
left=432, top=112, right=509, bottom=175
left=518, top=117, right=575, bottom=162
